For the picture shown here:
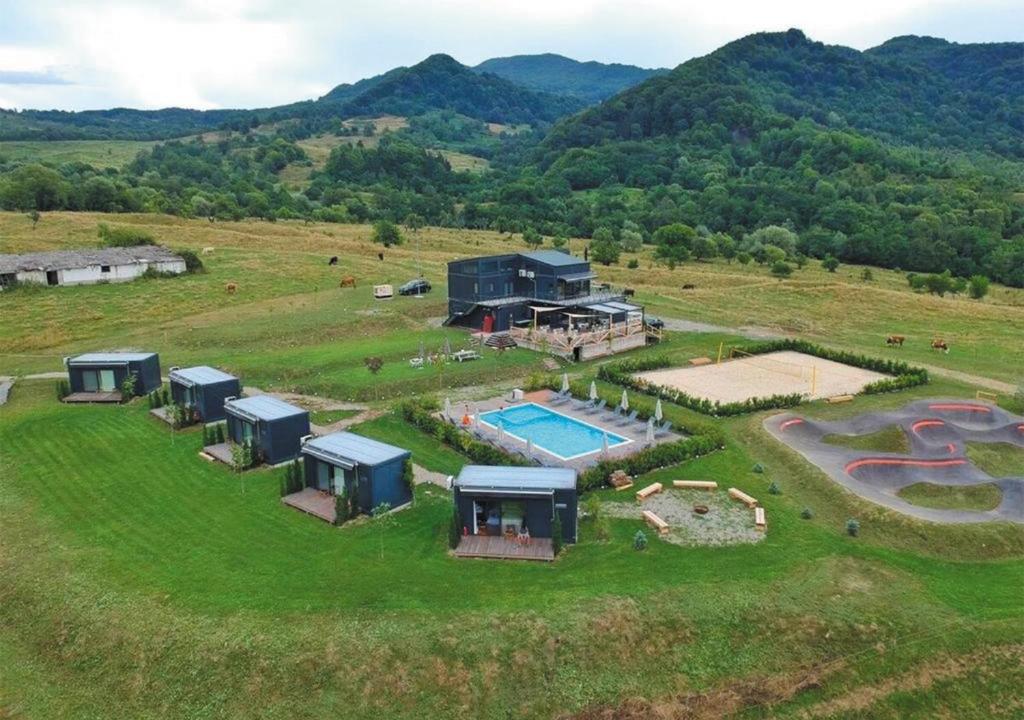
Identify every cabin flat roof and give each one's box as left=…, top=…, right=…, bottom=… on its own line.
left=68, top=352, right=156, bottom=364
left=0, top=246, right=183, bottom=274
left=303, top=431, right=409, bottom=467
left=169, top=366, right=237, bottom=386
left=225, top=395, right=306, bottom=421
left=454, top=465, right=576, bottom=491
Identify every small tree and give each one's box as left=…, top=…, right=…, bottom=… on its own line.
left=215, top=423, right=225, bottom=443
left=821, top=256, right=840, bottom=273
left=550, top=235, right=567, bottom=249
left=55, top=379, right=70, bottom=400
left=768, top=481, right=781, bottom=495
left=404, top=213, right=424, bottom=234
left=371, top=220, right=403, bottom=247
left=364, top=356, right=384, bottom=400
left=551, top=511, right=564, bottom=556
left=522, top=227, right=543, bottom=248
left=402, top=458, right=416, bottom=503
left=333, top=494, right=347, bottom=526
left=372, top=502, right=394, bottom=559
left=968, top=275, right=990, bottom=300
left=846, top=518, right=860, bottom=537
left=590, top=236, right=620, bottom=266
left=28, top=210, right=40, bottom=229
left=736, top=252, right=752, bottom=266
left=770, top=261, right=793, bottom=278
left=633, top=530, right=648, bottom=551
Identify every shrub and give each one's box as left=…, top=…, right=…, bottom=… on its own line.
left=801, top=507, right=814, bottom=520
left=770, top=260, right=792, bottom=278
left=333, top=494, right=347, bottom=526
left=627, top=258, right=639, bottom=269
left=846, top=518, right=860, bottom=537
left=55, top=379, right=70, bottom=400
left=98, top=223, right=154, bottom=247
left=633, top=530, right=648, bottom=551
left=120, top=374, right=138, bottom=400
left=768, top=481, right=781, bottom=495
left=448, top=508, right=461, bottom=549
left=968, top=274, right=990, bottom=300
left=215, top=423, right=225, bottom=443
left=371, top=220, right=403, bottom=247
left=402, top=458, right=415, bottom=503
left=551, top=512, right=563, bottom=556
left=821, top=255, right=840, bottom=272
left=861, top=268, right=873, bottom=281
left=178, top=249, right=205, bottom=274
left=752, top=463, right=765, bottom=474
left=399, top=399, right=528, bottom=467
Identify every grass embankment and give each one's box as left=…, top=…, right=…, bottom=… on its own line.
left=897, top=482, right=1003, bottom=511
left=967, top=442, right=1024, bottom=478
left=823, top=426, right=911, bottom=454
left=0, top=139, right=157, bottom=168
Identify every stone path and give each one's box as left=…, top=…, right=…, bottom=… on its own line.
left=413, top=463, right=451, bottom=488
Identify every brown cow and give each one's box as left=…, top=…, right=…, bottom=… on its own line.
left=931, top=338, right=949, bottom=353
left=225, top=282, right=238, bottom=294
left=886, top=335, right=905, bottom=347
left=340, top=276, right=356, bottom=289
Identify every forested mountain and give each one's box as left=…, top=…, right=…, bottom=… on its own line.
left=0, top=106, right=260, bottom=141
left=473, top=54, right=666, bottom=103
left=319, top=54, right=586, bottom=125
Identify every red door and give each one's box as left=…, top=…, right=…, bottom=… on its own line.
left=482, top=314, right=494, bottom=333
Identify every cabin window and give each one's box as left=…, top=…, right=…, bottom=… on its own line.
left=0, top=273, right=14, bottom=288
left=101, top=265, right=111, bottom=273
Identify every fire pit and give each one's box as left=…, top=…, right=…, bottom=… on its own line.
left=693, top=504, right=710, bottom=515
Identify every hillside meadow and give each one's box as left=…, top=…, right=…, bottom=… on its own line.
left=1, top=212, right=1023, bottom=718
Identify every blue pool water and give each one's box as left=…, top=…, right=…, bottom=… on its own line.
left=479, top=403, right=629, bottom=460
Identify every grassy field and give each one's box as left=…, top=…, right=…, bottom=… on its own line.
left=0, top=139, right=157, bottom=168
left=898, top=482, right=1003, bottom=511
left=1, top=212, right=1023, bottom=718
left=967, top=442, right=1024, bottom=478
left=823, top=426, right=911, bottom=454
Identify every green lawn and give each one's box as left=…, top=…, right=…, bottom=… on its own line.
left=823, top=426, right=910, bottom=454
left=0, top=139, right=157, bottom=168
left=967, top=442, right=1024, bottom=478
left=308, top=408, right=359, bottom=425
left=897, top=482, right=1003, bottom=511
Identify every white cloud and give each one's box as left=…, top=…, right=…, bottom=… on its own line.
left=0, top=0, right=1017, bottom=111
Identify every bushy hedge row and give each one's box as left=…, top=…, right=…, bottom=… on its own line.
left=597, top=339, right=929, bottom=417
left=579, top=433, right=722, bottom=491
left=399, top=399, right=528, bottom=467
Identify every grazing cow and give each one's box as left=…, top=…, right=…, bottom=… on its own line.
left=886, top=335, right=905, bottom=347
left=377, top=252, right=385, bottom=262
left=225, top=282, right=238, bottom=294
left=201, top=246, right=215, bottom=255
left=623, top=287, right=635, bottom=297
left=340, top=276, right=356, bottom=289
left=682, top=283, right=696, bottom=290
left=328, top=256, right=338, bottom=266
left=931, top=338, right=950, bottom=353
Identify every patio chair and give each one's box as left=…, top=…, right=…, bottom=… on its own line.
left=617, top=409, right=639, bottom=426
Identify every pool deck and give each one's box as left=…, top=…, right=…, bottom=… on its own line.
left=445, top=390, right=682, bottom=471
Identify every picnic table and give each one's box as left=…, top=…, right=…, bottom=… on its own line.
left=451, top=349, right=481, bottom=362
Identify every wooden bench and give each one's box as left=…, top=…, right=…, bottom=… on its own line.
left=755, top=506, right=767, bottom=531
left=689, top=357, right=713, bottom=366
left=673, top=480, right=718, bottom=491
left=636, top=482, right=663, bottom=502
left=728, top=487, right=759, bottom=508
left=642, top=510, right=669, bottom=535
left=826, top=394, right=854, bottom=404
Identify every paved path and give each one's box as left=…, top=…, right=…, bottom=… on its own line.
left=22, top=371, right=66, bottom=380
left=765, top=398, right=1024, bottom=524
left=413, top=463, right=450, bottom=488
left=0, top=377, right=12, bottom=406
left=915, top=364, right=1017, bottom=395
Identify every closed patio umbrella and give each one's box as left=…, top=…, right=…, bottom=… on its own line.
left=620, top=389, right=629, bottom=412
left=602, top=431, right=610, bottom=456
left=589, top=381, right=598, bottom=401
left=497, top=421, right=505, bottom=442
left=646, top=417, right=656, bottom=444
left=561, top=373, right=570, bottom=393
left=443, top=337, right=452, bottom=356
left=655, top=399, right=663, bottom=422
left=444, top=397, right=451, bottom=418
left=526, top=437, right=534, bottom=458
left=473, top=408, right=481, bottom=430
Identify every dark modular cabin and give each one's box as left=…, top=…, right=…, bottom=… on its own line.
left=66, top=352, right=161, bottom=396
left=452, top=465, right=578, bottom=543
left=224, top=396, right=310, bottom=465
left=301, top=432, right=412, bottom=513
left=446, top=250, right=599, bottom=332
left=168, top=366, right=241, bottom=422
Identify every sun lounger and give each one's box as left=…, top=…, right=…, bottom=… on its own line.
left=585, top=399, right=607, bottom=415
left=617, top=409, right=639, bottom=426
left=572, top=398, right=592, bottom=411
left=655, top=420, right=673, bottom=437
left=549, top=390, right=570, bottom=405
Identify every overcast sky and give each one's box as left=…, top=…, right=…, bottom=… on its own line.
left=0, top=0, right=1019, bottom=111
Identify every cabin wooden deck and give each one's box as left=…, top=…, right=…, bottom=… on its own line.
left=201, top=442, right=235, bottom=465
left=282, top=488, right=336, bottom=523
left=150, top=406, right=175, bottom=425
left=454, top=535, right=555, bottom=561
left=63, top=391, right=122, bottom=403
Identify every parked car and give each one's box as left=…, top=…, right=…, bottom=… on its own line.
left=399, top=278, right=432, bottom=296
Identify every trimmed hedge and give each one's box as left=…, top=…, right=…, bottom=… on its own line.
left=578, top=432, right=722, bottom=491
left=597, top=339, right=929, bottom=417
left=399, top=399, right=528, bottom=467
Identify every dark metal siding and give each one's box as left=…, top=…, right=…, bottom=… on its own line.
left=197, top=378, right=241, bottom=422
left=128, top=355, right=162, bottom=394
left=367, top=455, right=412, bottom=510
left=452, top=487, right=577, bottom=543
left=262, top=412, right=311, bottom=465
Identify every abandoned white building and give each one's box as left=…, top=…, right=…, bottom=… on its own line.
left=0, top=246, right=186, bottom=288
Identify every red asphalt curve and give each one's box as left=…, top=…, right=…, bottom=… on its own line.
left=845, top=457, right=968, bottom=474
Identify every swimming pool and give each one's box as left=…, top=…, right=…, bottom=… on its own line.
left=479, top=403, right=630, bottom=460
